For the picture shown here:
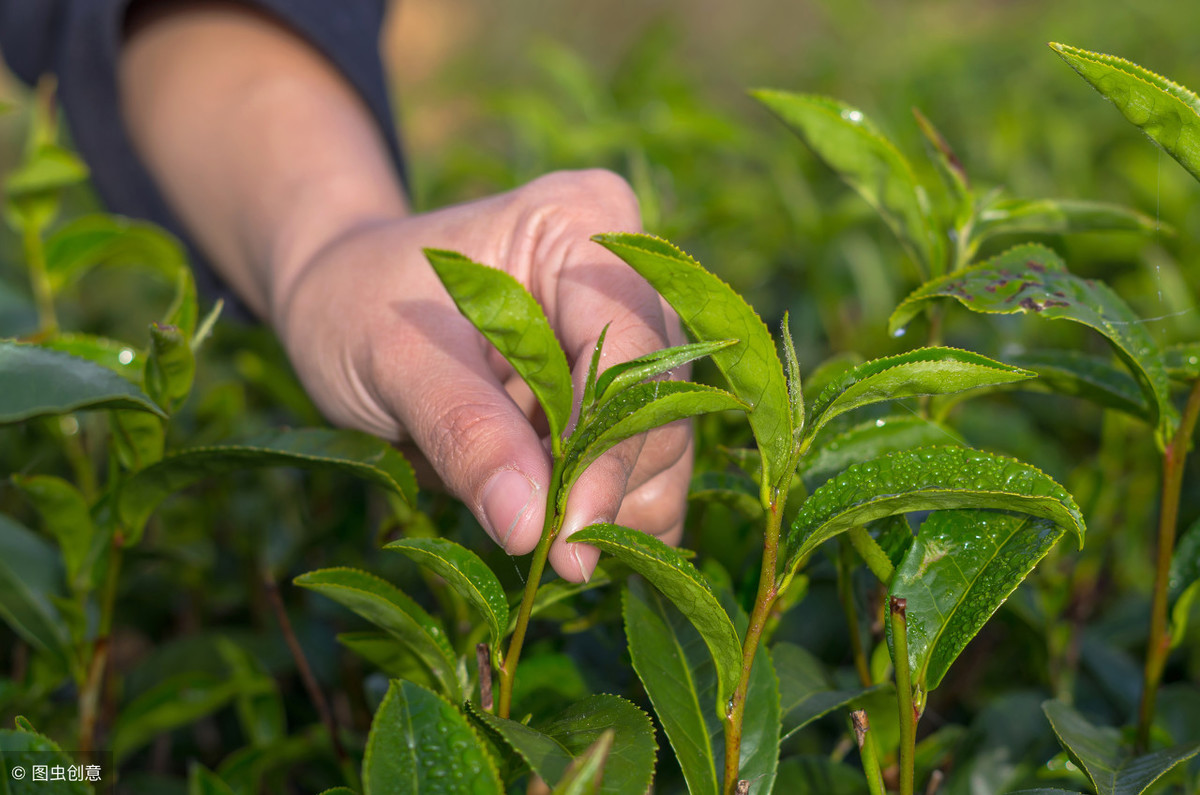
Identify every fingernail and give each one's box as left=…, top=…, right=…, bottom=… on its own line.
left=561, top=515, right=607, bottom=582
left=481, top=470, right=536, bottom=550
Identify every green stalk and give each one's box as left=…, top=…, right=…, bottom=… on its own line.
left=497, top=459, right=564, bottom=719
left=1137, top=378, right=1200, bottom=751
left=892, top=596, right=917, bottom=795
left=722, top=496, right=784, bottom=795
left=850, top=709, right=887, bottom=795
left=23, top=223, right=57, bottom=335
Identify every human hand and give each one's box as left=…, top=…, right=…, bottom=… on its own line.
left=273, top=170, right=692, bottom=581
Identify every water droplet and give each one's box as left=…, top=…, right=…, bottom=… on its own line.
left=726, top=698, right=736, bottom=719
left=118, top=348, right=135, bottom=365
left=841, top=109, right=864, bottom=123
left=876, top=418, right=886, bottom=427
left=892, top=326, right=908, bottom=338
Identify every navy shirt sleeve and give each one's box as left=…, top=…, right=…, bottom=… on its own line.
left=0, top=0, right=406, bottom=314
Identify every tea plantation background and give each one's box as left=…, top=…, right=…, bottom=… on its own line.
left=1, top=0, right=1199, bottom=792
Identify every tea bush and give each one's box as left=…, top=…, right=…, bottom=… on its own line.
left=1, top=16, right=1199, bottom=795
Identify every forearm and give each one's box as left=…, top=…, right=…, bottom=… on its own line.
left=119, top=0, right=409, bottom=321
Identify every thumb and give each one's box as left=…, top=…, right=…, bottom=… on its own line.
left=383, top=308, right=553, bottom=556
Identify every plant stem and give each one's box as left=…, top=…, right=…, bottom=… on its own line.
left=23, top=224, right=57, bottom=335
left=264, top=573, right=348, bottom=768
left=850, top=709, right=887, bottom=795
left=1137, top=378, right=1200, bottom=751
left=79, top=536, right=122, bottom=759
left=497, top=462, right=564, bottom=719
left=892, top=596, right=917, bottom=795
left=722, top=497, right=784, bottom=795
left=477, top=643, right=494, bottom=712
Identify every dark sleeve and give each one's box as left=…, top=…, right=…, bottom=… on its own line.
left=0, top=0, right=407, bottom=315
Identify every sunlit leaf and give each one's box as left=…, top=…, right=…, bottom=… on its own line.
left=0, top=341, right=165, bottom=424
left=1042, top=699, right=1200, bottom=795
left=1051, top=43, right=1200, bottom=184
left=890, top=245, right=1177, bottom=443
left=562, top=382, right=746, bottom=495
left=118, top=428, right=416, bottom=543
left=364, top=680, right=501, bottom=795
left=477, top=694, right=655, bottom=795
left=294, top=568, right=460, bottom=702
left=754, top=91, right=943, bottom=276
left=784, top=446, right=1085, bottom=581
left=889, top=510, right=1065, bottom=691
left=570, top=524, right=741, bottom=708
left=806, top=347, right=1033, bottom=440
left=384, top=537, right=508, bottom=649
left=592, top=233, right=791, bottom=492
left=425, top=248, right=573, bottom=446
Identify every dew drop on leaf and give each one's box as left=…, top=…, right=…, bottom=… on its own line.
left=892, top=326, right=908, bottom=338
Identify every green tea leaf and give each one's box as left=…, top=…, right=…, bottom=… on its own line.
left=807, top=347, right=1034, bottom=440
left=1169, top=517, right=1200, bottom=604
left=39, top=334, right=141, bottom=381
left=594, top=339, right=737, bottom=406
left=784, top=446, right=1085, bottom=580
left=1165, top=342, right=1200, bottom=380
left=4, top=143, right=88, bottom=233
left=363, top=680, right=501, bottom=795
left=0, top=514, right=72, bottom=673
left=215, top=638, right=285, bottom=748
left=11, top=474, right=97, bottom=593
left=562, top=382, right=746, bottom=493
left=570, top=524, right=741, bottom=708
left=889, top=510, right=1065, bottom=691
left=0, top=724, right=91, bottom=794
left=109, top=409, right=166, bottom=472
left=1007, top=350, right=1151, bottom=421
left=592, top=233, right=791, bottom=492
left=773, top=642, right=882, bottom=741
left=912, top=106, right=969, bottom=202
left=117, top=428, right=416, bottom=543
left=112, top=672, right=248, bottom=762
left=754, top=90, right=943, bottom=276
left=974, top=198, right=1161, bottom=243
left=478, top=694, right=656, bottom=795
left=800, top=415, right=965, bottom=492
left=1050, top=43, right=1200, bottom=184
left=336, top=632, right=435, bottom=685
left=294, top=568, right=460, bottom=702
left=551, top=731, right=613, bottom=795
left=425, top=248, right=573, bottom=446
left=580, top=324, right=609, bottom=419
left=889, top=245, right=1177, bottom=442
left=1042, top=699, right=1200, bottom=795
left=623, top=579, right=721, bottom=795
left=43, top=215, right=196, bottom=334
left=145, top=323, right=195, bottom=414
left=781, top=312, right=805, bottom=447
left=383, top=537, right=509, bottom=649
left=189, top=764, right=237, bottom=795
left=0, top=341, right=165, bottom=423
